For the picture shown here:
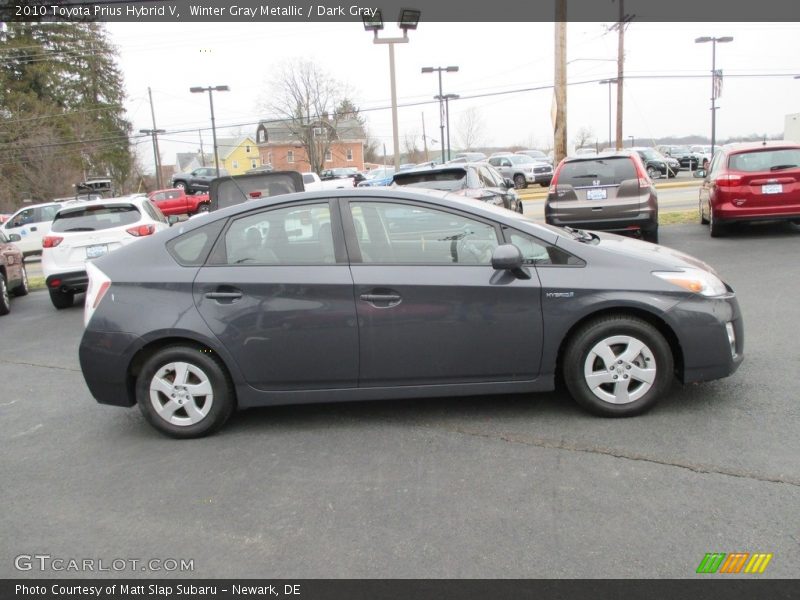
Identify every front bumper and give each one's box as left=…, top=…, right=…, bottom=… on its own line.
left=670, top=293, right=744, bottom=384
left=46, top=270, right=88, bottom=294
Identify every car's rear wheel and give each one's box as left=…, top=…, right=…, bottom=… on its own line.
left=11, top=265, right=29, bottom=297
left=136, top=346, right=235, bottom=438
left=709, top=206, right=727, bottom=238
left=642, top=225, right=659, bottom=244
left=0, top=274, right=10, bottom=316
left=49, top=288, right=74, bottom=309
left=513, top=174, right=527, bottom=189
left=563, top=315, right=673, bottom=417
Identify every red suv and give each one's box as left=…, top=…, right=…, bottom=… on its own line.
left=698, top=142, right=800, bottom=237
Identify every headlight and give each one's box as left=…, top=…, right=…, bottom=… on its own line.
left=652, top=268, right=727, bottom=297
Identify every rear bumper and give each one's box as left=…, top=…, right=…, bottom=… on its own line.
left=46, top=270, right=88, bottom=294
left=544, top=211, right=657, bottom=233
left=79, top=330, right=141, bottom=407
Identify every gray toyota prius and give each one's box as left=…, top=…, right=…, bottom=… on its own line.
left=79, top=187, right=743, bottom=438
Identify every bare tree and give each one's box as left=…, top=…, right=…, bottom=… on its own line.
left=573, top=126, right=595, bottom=150
left=402, top=131, right=425, bottom=164
left=261, top=59, right=354, bottom=174
left=456, top=108, right=486, bottom=151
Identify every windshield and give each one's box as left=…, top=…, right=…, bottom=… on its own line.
left=639, top=149, right=662, bottom=160
left=728, top=148, right=800, bottom=172
left=509, top=155, right=535, bottom=165
left=393, top=170, right=467, bottom=191
left=51, top=204, right=140, bottom=232
left=366, top=168, right=394, bottom=180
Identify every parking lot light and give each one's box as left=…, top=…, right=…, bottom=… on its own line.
left=190, top=85, right=230, bottom=177
left=695, top=36, right=733, bottom=161
left=422, top=66, right=459, bottom=164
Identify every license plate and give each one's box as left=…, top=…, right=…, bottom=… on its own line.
left=762, top=184, right=782, bottom=194
left=586, top=188, right=607, bottom=200
left=86, top=244, right=108, bottom=259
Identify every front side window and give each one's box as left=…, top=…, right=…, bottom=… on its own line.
left=505, top=228, right=584, bottom=266
left=349, top=202, right=499, bottom=265
left=217, top=203, right=334, bottom=265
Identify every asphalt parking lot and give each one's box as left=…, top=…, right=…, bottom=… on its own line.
left=2, top=222, right=799, bottom=579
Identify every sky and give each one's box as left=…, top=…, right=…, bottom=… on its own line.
left=105, top=21, right=800, bottom=171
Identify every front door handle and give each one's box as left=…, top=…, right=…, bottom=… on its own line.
left=205, top=289, right=243, bottom=303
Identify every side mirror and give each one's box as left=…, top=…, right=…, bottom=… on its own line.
left=693, top=169, right=706, bottom=178
left=8, top=233, right=21, bottom=242
left=491, top=244, right=530, bottom=279
left=504, top=178, right=515, bottom=189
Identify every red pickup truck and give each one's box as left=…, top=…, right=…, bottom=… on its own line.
left=148, top=188, right=209, bottom=216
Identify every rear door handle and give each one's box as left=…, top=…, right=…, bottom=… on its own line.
left=359, top=292, right=402, bottom=307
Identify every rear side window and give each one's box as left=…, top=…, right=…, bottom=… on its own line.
left=166, top=219, right=225, bottom=266
left=728, top=149, right=800, bottom=172
left=51, top=204, right=141, bottom=232
left=557, top=158, right=637, bottom=187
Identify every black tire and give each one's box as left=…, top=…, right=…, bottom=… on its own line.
left=196, top=203, right=210, bottom=213
left=709, top=206, right=727, bottom=238
left=11, top=265, right=29, bottom=297
left=49, top=288, right=75, bottom=309
left=700, top=199, right=709, bottom=225
left=174, top=180, right=186, bottom=190
left=642, top=226, right=659, bottom=244
left=0, top=274, right=10, bottom=316
left=540, top=178, right=552, bottom=188
left=646, top=166, right=658, bottom=179
left=513, top=174, right=527, bottom=189
left=136, top=345, right=235, bottom=438
left=562, top=315, right=673, bottom=417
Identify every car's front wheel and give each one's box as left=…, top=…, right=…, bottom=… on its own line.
left=646, top=166, right=658, bottom=179
left=136, top=346, right=235, bottom=438
left=49, top=288, right=74, bottom=309
left=513, top=174, right=527, bottom=189
left=563, top=315, right=673, bottom=417
left=700, top=198, right=709, bottom=225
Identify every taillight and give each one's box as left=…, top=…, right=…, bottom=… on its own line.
left=84, top=262, right=112, bottom=327
left=42, top=236, right=63, bottom=248
left=717, top=174, right=742, bottom=188
left=126, top=224, right=155, bottom=237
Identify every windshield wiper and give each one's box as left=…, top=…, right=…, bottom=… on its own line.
left=769, top=164, right=798, bottom=171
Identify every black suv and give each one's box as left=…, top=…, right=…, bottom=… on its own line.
left=171, top=167, right=229, bottom=194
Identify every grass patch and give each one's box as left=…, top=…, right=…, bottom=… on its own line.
left=27, top=275, right=46, bottom=291
left=659, top=210, right=698, bottom=225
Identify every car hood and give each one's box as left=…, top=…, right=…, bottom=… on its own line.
left=586, top=231, right=720, bottom=275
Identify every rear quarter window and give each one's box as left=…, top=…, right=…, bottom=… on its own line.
left=51, top=204, right=141, bottom=232
left=557, top=158, right=636, bottom=187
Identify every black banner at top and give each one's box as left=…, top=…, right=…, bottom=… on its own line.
left=0, top=0, right=799, bottom=22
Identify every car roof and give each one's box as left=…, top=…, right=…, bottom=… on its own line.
left=54, top=195, right=149, bottom=214
left=720, top=141, right=800, bottom=153
left=560, top=151, right=637, bottom=163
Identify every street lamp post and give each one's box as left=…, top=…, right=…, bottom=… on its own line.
left=695, top=36, right=733, bottom=161
left=422, top=65, right=459, bottom=164
left=189, top=85, right=230, bottom=177
left=364, top=9, right=420, bottom=171
left=435, top=93, right=459, bottom=162
left=139, top=128, right=166, bottom=188
left=598, top=79, right=617, bottom=149
left=628, top=135, right=634, bottom=147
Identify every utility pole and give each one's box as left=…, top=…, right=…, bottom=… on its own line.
left=421, top=112, right=429, bottom=161
left=553, top=2, right=567, bottom=165
left=614, top=0, right=626, bottom=150
left=147, top=87, right=164, bottom=188
left=198, top=130, right=206, bottom=166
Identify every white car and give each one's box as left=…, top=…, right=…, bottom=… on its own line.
left=42, top=196, right=169, bottom=309
left=2, top=202, right=61, bottom=257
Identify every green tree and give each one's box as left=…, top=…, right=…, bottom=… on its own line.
left=0, top=22, right=131, bottom=203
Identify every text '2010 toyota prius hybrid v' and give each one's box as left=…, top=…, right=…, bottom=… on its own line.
left=78, top=187, right=744, bottom=438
